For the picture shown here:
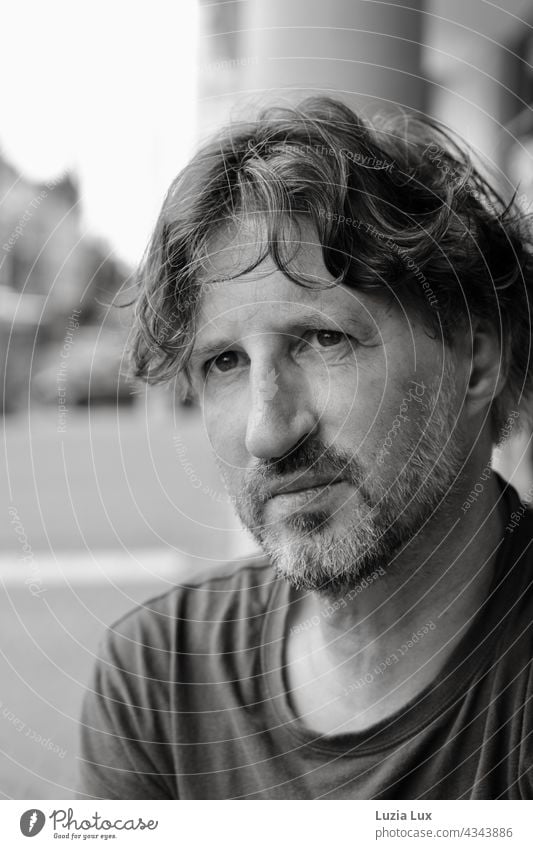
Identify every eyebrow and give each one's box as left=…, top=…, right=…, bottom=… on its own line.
left=189, top=312, right=373, bottom=365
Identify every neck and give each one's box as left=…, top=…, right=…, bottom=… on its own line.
left=285, top=464, right=506, bottom=734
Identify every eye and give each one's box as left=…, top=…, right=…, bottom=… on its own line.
left=311, top=330, right=346, bottom=347
left=203, top=350, right=241, bottom=377
left=299, top=329, right=355, bottom=361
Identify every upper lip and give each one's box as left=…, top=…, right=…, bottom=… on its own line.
left=268, top=473, right=345, bottom=497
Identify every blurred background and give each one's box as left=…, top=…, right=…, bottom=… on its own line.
left=2, top=0, right=533, bottom=798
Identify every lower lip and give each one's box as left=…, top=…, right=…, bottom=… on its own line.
left=270, top=481, right=349, bottom=509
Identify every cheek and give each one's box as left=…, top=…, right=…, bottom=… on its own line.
left=367, top=386, right=430, bottom=473
left=203, top=396, right=248, bottom=471
left=319, top=369, right=425, bottom=473
left=315, top=365, right=385, bottom=449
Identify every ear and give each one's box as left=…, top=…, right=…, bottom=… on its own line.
left=464, top=322, right=506, bottom=418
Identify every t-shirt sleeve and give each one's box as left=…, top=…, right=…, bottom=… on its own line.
left=75, top=613, right=177, bottom=800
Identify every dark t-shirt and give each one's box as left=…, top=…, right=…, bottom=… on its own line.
left=76, top=479, right=533, bottom=799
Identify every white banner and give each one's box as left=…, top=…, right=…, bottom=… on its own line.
left=0, top=800, right=531, bottom=848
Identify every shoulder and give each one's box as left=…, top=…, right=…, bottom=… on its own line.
left=500, top=484, right=533, bottom=795
left=99, top=552, right=278, bottom=672
left=77, top=553, right=280, bottom=800
left=497, top=484, right=533, bottom=652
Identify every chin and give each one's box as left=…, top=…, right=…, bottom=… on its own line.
left=254, top=510, right=392, bottom=596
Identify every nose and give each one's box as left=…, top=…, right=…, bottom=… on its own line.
left=245, top=360, right=318, bottom=459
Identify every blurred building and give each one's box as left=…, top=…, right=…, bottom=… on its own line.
left=197, top=0, right=427, bottom=138
left=0, top=156, right=132, bottom=412
left=197, top=0, right=533, bottom=178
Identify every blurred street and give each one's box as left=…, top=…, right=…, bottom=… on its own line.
left=0, top=405, right=256, bottom=798
left=1, top=405, right=253, bottom=556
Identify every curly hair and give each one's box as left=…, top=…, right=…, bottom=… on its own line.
left=126, top=95, right=533, bottom=441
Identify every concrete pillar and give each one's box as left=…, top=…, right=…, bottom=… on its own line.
left=242, top=0, right=427, bottom=118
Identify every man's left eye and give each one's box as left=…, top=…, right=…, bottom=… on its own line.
left=307, top=330, right=348, bottom=348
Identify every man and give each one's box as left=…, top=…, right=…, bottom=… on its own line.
left=76, top=96, right=533, bottom=799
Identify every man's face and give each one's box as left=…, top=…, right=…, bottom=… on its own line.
left=189, top=224, right=470, bottom=595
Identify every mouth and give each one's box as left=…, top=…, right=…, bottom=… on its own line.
left=268, top=479, right=349, bottom=510
left=269, top=474, right=346, bottom=497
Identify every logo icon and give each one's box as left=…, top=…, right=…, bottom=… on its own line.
left=20, top=809, right=45, bottom=837
left=256, top=368, right=279, bottom=412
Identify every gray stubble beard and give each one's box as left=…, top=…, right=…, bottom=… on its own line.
left=224, top=370, right=468, bottom=598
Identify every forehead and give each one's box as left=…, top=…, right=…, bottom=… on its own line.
left=194, top=220, right=391, bottom=340
left=199, top=216, right=320, bottom=281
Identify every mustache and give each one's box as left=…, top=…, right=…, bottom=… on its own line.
left=239, top=436, right=364, bottom=505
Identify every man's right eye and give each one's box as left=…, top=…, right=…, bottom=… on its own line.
left=203, top=350, right=240, bottom=376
